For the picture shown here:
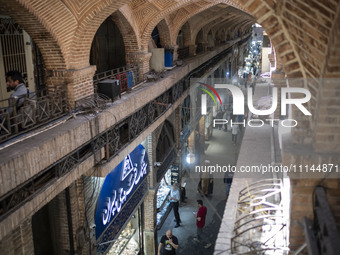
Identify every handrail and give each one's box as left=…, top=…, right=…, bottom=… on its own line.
left=93, top=64, right=140, bottom=93
left=0, top=86, right=68, bottom=144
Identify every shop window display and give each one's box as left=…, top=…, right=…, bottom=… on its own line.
left=170, top=165, right=179, bottom=184
left=108, top=211, right=140, bottom=255
left=156, top=169, right=171, bottom=228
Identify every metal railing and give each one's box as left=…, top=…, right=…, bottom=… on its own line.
left=177, top=47, right=189, bottom=59
left=93, top=65, right=140, bottom=93
left=231, top=179, right=289, bottom=254
left=0, top=87, right=68, bottom=143
left=302, top=187, right=340, bottom=255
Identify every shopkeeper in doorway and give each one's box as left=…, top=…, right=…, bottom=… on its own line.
left=164, top=178, right=182, bottom=228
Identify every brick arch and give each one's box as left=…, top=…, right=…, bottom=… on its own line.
left=177, top=8, right=253, bottom=47
left=138, top=0, right=241, bottom=51
left=155, top=120, right=175, bottom=162
left=216, top=29, right=224, bottom=41
left=217, top=28, right=228, bottom=42
left=221, top=29, right=226, bottom=41
left=111, top=10, right=140, bottom=64
left=171, top=3, right=234, bottom=47
left=181, top=22, right=193, bottom=47
left=195, top=29, right=204, bottom=44
left=69, top=0, right=130, bottom=69
left=191, top=15, right=241, bottom=46
left=172, top=7, right=220, bottom=46
left=320, top=6, right=340, bottom=80
left=0, top=0, right=67, bottom=69
left=156, top=19, right=173, bottom=48
left=213, top=15, right=250, bottom=37
left=158, top=0, right=303, bottom=80
left=211, top=29, right=218, bottom=41
left=222, top=19, right=253, bottom=38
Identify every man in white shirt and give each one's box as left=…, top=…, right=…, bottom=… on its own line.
left=232, top=124, right=239, bottom=145
left=169, top=183, right=181, bottom=228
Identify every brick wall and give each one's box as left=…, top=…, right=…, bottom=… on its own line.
left=147, top=134, right=157, bottom=188
left=0, top=219, right=34, bottom=255
left=157, top=19, right=173, bottom=48
left=143, top=190, right=157, bottom=231
left=82, top=175, right=104, bottom=254
left=289, top=178, right=340, bottom=251
left=46, top=66, right=96, bottom=108
left=111, top=10, right=140, bottom=61
left=283, top=143, right=340, bottom=251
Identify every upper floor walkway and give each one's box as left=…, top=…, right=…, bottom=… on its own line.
left=0, top=36, right=250, bottom=240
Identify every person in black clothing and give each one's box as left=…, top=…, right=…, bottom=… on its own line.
left=158, top=229, right=179, bottom=255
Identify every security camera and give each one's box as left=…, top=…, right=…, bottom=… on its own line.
left=90, top=223, right=96, bottom=229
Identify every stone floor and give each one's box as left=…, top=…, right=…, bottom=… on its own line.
left=214, top=81, right=289, bottom=255
left=157, top=126, right=243, bottom=255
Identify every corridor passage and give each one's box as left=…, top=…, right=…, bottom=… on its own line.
left=158, top=125, right=243, bottom=255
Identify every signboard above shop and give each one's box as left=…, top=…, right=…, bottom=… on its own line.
left=95, top=144, right=149, bottom=240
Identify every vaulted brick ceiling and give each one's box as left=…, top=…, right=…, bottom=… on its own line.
left=0, top=0, right=338, bottom=81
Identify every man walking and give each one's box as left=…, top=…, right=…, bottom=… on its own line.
left=193, top=200, right=212, bottom=248
left=158, top=229, right=179, bottom=255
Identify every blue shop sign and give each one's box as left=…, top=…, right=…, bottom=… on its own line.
left=95, top=144, right=149, bottom=239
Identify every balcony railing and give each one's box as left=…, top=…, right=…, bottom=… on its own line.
left=303, top=187, right=340, bottom=255
left=93, top=65, right=140, bottom=93
left=0, top=87, right=68, bottom=144
left=177, top=47, right=189, bottom=60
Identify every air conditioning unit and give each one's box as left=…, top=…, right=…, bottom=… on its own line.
left=97, top=79, right=120, bottom=102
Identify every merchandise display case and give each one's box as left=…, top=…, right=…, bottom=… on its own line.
left=170, top=165, right=179, bottom=184
left=156, top=169, right=171, bottom=229
left=108, top=212, right=140, bottom=255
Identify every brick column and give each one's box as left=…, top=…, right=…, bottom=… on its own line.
left=143, top=189, right=157, bottom=255
left=188, top=44, right=197, bottom=56
left=46, top=65, right=96, bottom=109
left=168, top=45, right=179, bottom=62
left=146, top=134, right=157, bottom=188
left=126, top=52, right=152, bottom=81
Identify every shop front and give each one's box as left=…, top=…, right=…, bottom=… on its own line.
left=156, top=164, right=179, bottom=229
left=95, top=144, right=149, bottom=255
